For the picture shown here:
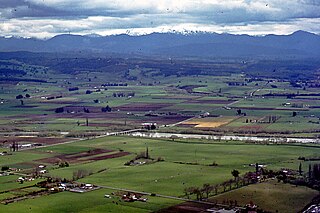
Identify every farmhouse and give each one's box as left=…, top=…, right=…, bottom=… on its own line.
left=16, top=176, right=34, bottom=182
left=206, top=208, right=238, bottom=213
left=19, top=144, right=33, bottom=148
left=0, top=172, right=9, bottom=176
left=199, top=112, right=210, bottom=118
left=0, top=151, right=11, bottom=156
left=122, top=193, right=147, bottom=202
left=69, top=183, right=100, bottom=193
left=39, top=169, right=47, bottom=174
left=142, top=122, right=157, bottom=130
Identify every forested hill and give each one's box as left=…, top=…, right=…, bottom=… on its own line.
left=0, top=31, right=319, bottom=59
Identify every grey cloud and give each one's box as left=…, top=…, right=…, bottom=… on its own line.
left=0, top=0, right=318, bottom=29
left=4, top=5, right=150, bottom=20
left=0, top=0, right=27, bottom=8
left=298, top=0, right=320, bottom=6
left=0, top=0, right=318, bottom=23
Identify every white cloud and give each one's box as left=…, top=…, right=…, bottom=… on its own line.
left=1, top=16, right=319, bottom=39
left=0, top=0, right=319, bottom=38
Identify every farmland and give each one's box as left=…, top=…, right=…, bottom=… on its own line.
left=1, top=135, right=320, bottom=212
left=0, top=55, right=320, bottom=212
left=1, top=56, right=320, bottom=139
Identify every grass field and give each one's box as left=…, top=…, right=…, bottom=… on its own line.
left=1, top=135, right=320, bottom=212
left=0, top=188, right=181, bottom=213
left=211, top=180, right=319, bottom=213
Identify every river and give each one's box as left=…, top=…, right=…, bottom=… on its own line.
left=129, top=132, right=320, bottom=144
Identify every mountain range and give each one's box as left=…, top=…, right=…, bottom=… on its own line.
left=0, top=31, right=319, bottom=59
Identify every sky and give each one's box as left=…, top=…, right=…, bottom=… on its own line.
left=0, top=0, right=319, bottom=39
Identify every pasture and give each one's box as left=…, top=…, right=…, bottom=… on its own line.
left=1, top=135, right=320, bottom=212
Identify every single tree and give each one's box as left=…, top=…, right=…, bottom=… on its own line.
left=309, top=164, right=312, bottom=179
left=231, top=169, right=240, bottom=180
left=213, top=184, right=219, bottom=195
left=228, top=179, right=233, bottom=191
left=146, top=146, right=149, bottom=159
left=55, top=107, right=64, bottom=113
left=299, top=162, right=302, bottom=175
left=1, top=166, right=9, bottom=171
left=16, top=94, right=23, bottom=99
left=202, top=183, right=212, bottom=198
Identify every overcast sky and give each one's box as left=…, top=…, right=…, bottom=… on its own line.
left=0, top=0, right=319, bottom=39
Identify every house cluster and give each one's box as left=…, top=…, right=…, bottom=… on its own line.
left=9, top=143, right=42, bottom=151
left=142, top=123, right=157, bottom=130
left=0, top=171, right=9, bottom=177
left=47, top=181, right=98, bottom=193
left=17, top=176, right=35, bottom=183
left=68, top=183, right=100, bottom=193
left=207, top=208, right=240, bottom=213
left=206, top=202, right=257, bottom=213
left=9, top=167, right=21, bottom=172
left=249, top=163, right=266, bottom=168
left=245, top=202, right=258, bottom=213
left=49, top=182, right=78, bottom=192
left=281, top=168, right=298, bottom=177
left=36, top=165, right=47, bottom=175
left=198, top=112, right=210, bottom=118
left=125, top=160, right=146, bottom=166
left=122, top=193, right=147, bottom=202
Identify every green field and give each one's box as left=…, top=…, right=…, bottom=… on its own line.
left=1, top=135, right=320, bottom=212
left=212, top=180, right=319, bottom=213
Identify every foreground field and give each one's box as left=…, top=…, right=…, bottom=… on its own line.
left=1, top=135, right=320, bottom=212
left=211, top=180, right=319, bottom=213
left=1, top=188, right=181, bottom=213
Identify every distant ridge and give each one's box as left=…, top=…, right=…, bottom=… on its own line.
left=0, top=31, right=319, bottom=58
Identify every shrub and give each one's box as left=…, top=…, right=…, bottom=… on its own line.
left=1, top=166, right=9, bottom=171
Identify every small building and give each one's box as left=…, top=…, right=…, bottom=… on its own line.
left=85, top=184, right=93, bottom=189
left=200, top=112, right=210, bottom=118
left=20, top=144, right=33, bottom=148
left=0, top=172, right=9, bottom=177
left=0, top=151, right=7, bottom=156
left=39, top=170, right=47, bottom=174
left=245, top=202, right=257, bottom=213
left=142, top=123, right=157, bottom=130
